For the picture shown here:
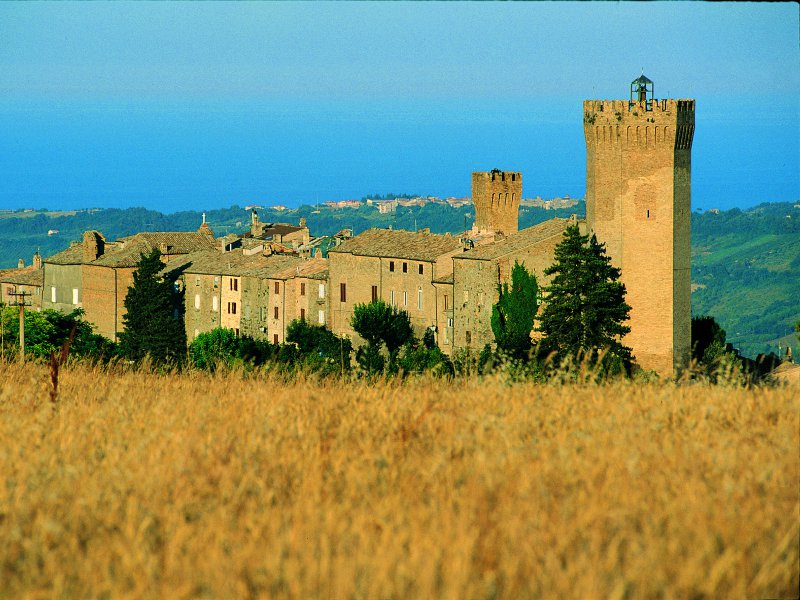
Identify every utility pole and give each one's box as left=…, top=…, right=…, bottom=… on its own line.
left=9, top=290, right=31, bottom=364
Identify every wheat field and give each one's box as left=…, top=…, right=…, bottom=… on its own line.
left=0, top=362, right=797, bottom=599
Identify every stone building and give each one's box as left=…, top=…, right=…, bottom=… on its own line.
left=43, top=231, right=111, bottom=315
left=327, top=229, right=463, bottom=341
left=0, top=253, right=43, bottom=310
left=450, top=218, right=574, bottom=352
left=583, top=75, right=694, bottom=374
left=472, top=170, right=522, bottom=235
left=262, top=258, right=328, bottom=344
left=81, top=230, right=217, bottom=340
left=248, top=210, right=310, bottom=248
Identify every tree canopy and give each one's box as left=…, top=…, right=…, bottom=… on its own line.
left=491, top=261, right=539, bottom=360
left=351, top=300, right=413, bottom=374
left=119, top=249, right=186, bottom=364
left=536, top=224, right=633, bottom=373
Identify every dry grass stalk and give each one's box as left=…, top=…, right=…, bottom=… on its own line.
left=0, top=361, right=797, bottom=599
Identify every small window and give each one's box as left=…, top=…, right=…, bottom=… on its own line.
left=371, top=285, right=378, bottom=302
left=391, top=290, right=395, bottom=306
left=212, top=296, right=219, bottom=311
left=300, top=282, right=306, bottom=296
left=465, top=330, right=472, bottom=344
left=51, top=287, right=56, bottom=303
left=274, top=306, right=279, bottom=319
left=444, top=295, right=449, bottom=310
left=230, top=278, right=238, bottom=291
left=235, top=328, right=240, bottom=337
left=389, top=261, right=395, bottom=272
left=273, top=334, right=279, bottom=345
left=195, top=277, right=200, bottom=286
left=300, top=308, right=306, bottom=321
left=72, top=288, right=79, bottom=305
left=194, top=294, right=201, bottom=310
left=403, top=290, right=407, bottom=306
left=418, top=264, right=423, bottom=275
left=274, top=281, right=280, bottom=295
left=214, top=276, right=219, bottom=287
left=447, top=318, right=453, bottom=327
left=646, top=209, right=650, bottom=219
left=340, top=282, right=347, bottom=303
left=417, top=288, right=422, bottom=310
left=402, top=262, right=407, bottom=273
left=318, top=284, right=325, bottom=298
left=228, top=302, right=237, bottom=315
left=318, top=310, right=325, bottom=325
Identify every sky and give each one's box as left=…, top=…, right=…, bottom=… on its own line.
left=1, top=2, right=798, bottom=212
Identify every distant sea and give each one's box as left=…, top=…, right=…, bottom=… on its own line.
left=1, top=96, right=797, bottom=213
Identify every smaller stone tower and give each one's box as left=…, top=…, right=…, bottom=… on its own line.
left=471, top=170, right=521, bottom=235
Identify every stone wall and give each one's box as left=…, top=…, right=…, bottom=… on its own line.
left=42, top=263, right=83, bottom=314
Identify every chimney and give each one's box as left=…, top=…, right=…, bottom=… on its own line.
left=33, top=252, right=42, bottom=270
left=18, top=258, right=24, bottom=269
left=82, top=231, right=104, bottom=262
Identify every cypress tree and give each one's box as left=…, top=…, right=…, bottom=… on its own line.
left=490, top=260, right=539, bottom=360
left=119, top=249, right=186, bottom=364
left=537, top=224, right=633, bottom=373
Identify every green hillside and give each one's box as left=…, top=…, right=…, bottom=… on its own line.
left=1, top=200, right=797, bottom=359
left=690, top=202, right=800, bottom=358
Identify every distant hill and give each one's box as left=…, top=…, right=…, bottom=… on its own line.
left=1, top=200, right=797, bottom=359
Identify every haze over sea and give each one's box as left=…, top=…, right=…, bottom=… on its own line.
left=1, top=3, right=798, bottom=213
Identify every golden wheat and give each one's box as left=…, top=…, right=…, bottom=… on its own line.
left=0, top=361, right=797, bottom=599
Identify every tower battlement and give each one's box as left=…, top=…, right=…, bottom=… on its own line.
left=583, top=98, right=695, bottom=150
left=471, top=170, right=521, bottom=235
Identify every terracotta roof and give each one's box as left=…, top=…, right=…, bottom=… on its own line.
left=258, top=224, right=305, bottom=238
left=456, top=218, right=571, bottom=261
left=44, top=244, right=86, bottom=265
left=161, top=249, right=305, bottom=280
left=330, top=228, right=461, bottom=262
left=271, top=257, right=328, bottom=281
left=92, top=232, right=217, bottom=268
left=0, top=266, right=43, bottom=287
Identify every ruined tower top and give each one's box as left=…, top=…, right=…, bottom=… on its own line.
left=471, top=170, right=521, bottom=235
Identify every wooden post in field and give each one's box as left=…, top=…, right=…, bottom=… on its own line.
left=9, top=290, right=31, bottom=364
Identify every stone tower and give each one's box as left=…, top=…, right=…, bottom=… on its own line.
left=583, top=75, right=695, bottom=375
left=471, top=170, right=521, bottom=235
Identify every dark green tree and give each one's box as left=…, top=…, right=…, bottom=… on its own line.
left=491, top=261, right=539, bottom=360
left=119, top=249, right=186, bottom=364
left=286, top=319, right=352, bottom=375
left=188, top=328, right=240, bottom=370
left=536, top=224, right=633, bottom=374
left=351, top=300, right=413, bottom=374
left=691, top=316, right=727, bottom=363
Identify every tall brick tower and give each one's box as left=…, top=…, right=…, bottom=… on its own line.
left=471, top=169, right=521, bottom=235
left=583, top=75, right=695, bottom=375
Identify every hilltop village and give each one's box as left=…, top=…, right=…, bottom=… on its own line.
left=2, top=78, right=701, bottom=376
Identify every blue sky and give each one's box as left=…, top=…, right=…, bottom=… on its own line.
left=1, top=2, right=798, bottom=211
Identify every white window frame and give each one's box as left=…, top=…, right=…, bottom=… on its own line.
left=318, top=310, right=325, bottom=325
left=417, top=287, right=422, bottom=310
left=194, top=294, right=201, bottom=310
left=72, top=288, right=79, bottom=305
left=51, top=286, right=56, bottom=303
left=318, top=283, right=325, bottom=299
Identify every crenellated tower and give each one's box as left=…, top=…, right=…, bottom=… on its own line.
left=584, top=75, right=695, bottom=375
left=471, top=169, right=521, bottom=235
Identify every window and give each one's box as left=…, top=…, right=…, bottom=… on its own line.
left=391, top=290, right=395, bottom=306
left=403, top=290, right=407, bottom=306
left=417, top=288, right=422, bottom=310
left=235, top=328, right=240, bottom=337
left=230, top=278, right=238, bottom=291
left=318, top=284, right=325, bottom=298
left=274, top=306, right=279, bottom=319
left=465, top=330, right=472, bottom=344
left=194, top=294, right=201, bottom=310
left=273, top=334, right=279, bottom=344
left=51, top=287, right=56, bottom=303
left=402, top=262, right=407, bottom=273
left=340, top=282, right=347, bottom=303
left=389, top=261, right=395, bottom=272
left=227, top=302, right=237, bottom=315
left=195, top=277, right=200, bottom=287
left=318, top=310, right=325, bottom=325
left=371, top=285, right=378, bottom=302
left=300, top=282, right=306, bottom=296
left=212, top=296, right=219, bottom=311
left=214, top=276, right=219, bottom=287
left=300, top=308, right=306, bottom=321
left=274, top=281, right=280, bottom=295
left=418, top=264, right=423, bottom=275
left=444, top=295, right=449, bottom=310
left=72, top=288, right=79, bottom=305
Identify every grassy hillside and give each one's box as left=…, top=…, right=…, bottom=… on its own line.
left=1, top=362, right=797, bottom=598
left=691, top=202, right=800, bottom=358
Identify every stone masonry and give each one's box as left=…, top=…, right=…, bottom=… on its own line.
left=472, top=170, right=522, bottom=235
